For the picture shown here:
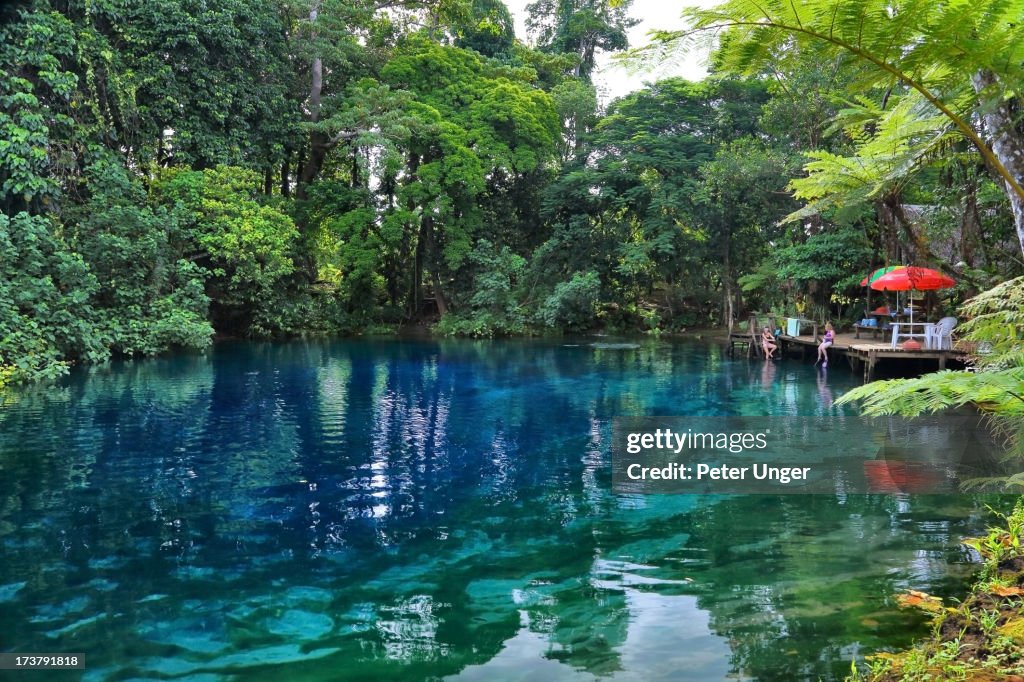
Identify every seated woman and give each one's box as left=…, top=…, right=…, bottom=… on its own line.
left=761, top=326, right=778, bottom=359
left=816, top=322, right=835, bottom=367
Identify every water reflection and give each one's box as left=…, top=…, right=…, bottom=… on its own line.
left=0, top=339, right=1008, bottom=681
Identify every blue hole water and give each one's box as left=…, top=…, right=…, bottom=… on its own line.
left=0, top=338, right=1003, bottom=680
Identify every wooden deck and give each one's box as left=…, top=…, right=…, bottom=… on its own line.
left=775, top=332, right=966, bottom=381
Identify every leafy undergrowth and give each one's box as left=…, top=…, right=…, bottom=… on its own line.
left=850, top=502, right=1024, bottom=681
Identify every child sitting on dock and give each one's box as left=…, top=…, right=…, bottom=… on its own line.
left=761, top=326, right=778, bottom=359
left=816, top=322, right=835, bottom=367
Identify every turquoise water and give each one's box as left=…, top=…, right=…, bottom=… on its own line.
left=0, top=338, right=1001, bottom=680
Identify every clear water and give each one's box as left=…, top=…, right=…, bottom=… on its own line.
left=0, top=338, right=1004, bottom=681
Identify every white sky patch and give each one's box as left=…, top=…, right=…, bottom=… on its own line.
left=504, top=0, right=720, bottom=104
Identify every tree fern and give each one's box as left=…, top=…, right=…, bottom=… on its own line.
left=957, top=276, right=1024, bottom=370
left=783, top=88, right=962, bottom=223
left=633, top=0, right=1024, bottom=253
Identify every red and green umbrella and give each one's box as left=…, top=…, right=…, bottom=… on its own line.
left=860, top=265, right=906, bottom=287
left=869, top=266, right=956, bottom=326
left=869, top=266, right=955, bottom=292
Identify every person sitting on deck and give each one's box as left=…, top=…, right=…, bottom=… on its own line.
left=816, top=322, right=835, bottom=367
left=761, top=326, right=778, bottom=359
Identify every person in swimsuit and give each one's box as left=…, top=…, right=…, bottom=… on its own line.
left=761, top=326, right=778, bottom=359
left=816, top=322, right=834, bottom=367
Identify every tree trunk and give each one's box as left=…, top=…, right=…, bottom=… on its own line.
left=280, top=154, right=290, bottom=197
left=876, top=196, right=904, bottom=263
left=879, top=194, right=963, bottom=280
left=297, top=3, right=324, bottom=201
left=960, top=175, right=980, bottom=268
left=972, top=70, right=1024, bottom=257
left=725, top=288, right=734, bottom=334
left=432, top=270, right=449, bottom=316
left=421, top=214, right=449, bottom=317
left=412, top=229, right=423, bottom=319
left=579, top=35, right=597, bottom=79
left=405, top=153, right=421, bottom=319
left=723, top=230, right=733, bottom=332
left=297, top=131, right=328, bottom=198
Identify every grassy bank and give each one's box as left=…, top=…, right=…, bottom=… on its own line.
left=850, top=502, right=1024, bottom=681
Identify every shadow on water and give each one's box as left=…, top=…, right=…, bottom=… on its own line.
left=0, top=338, right=1011, bottom=681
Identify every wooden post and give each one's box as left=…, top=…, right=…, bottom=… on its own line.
left=748, top=315, right=758, bottom=358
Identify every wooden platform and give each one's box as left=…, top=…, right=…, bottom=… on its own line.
left=726, top=314, right=790, bottom=358
left=776, top=332, right=966, bottom=381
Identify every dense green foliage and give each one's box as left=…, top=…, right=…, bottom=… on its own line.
left=3, top=0, right=1024, bottom=383
left=662, top=0, right=1024, bottom=256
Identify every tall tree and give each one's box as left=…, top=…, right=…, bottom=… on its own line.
left=455, top=0, right=516, bottom=58
left=694, top=138, right=799, bottom=327
left=525, top=0, right=637, bottom=79
left=533, top=78, right=775, bottom=327
left=377, top=39, right=559, bottom=316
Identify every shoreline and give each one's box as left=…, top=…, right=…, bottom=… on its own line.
left=852, top=504, right=1024, bottom=681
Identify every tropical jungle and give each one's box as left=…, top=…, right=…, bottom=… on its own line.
left=3, top=0, right=1024, bottom=680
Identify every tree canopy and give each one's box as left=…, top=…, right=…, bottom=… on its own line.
left=1, top=0, right=1023, bottom=385
left=650, top=0, right=1024, bottom=256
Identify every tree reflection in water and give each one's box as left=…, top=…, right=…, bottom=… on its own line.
left=0, top=339, right=1006, bottom=681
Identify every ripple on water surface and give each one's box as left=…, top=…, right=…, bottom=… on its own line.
left=0, top=339, right=1002, bottom=681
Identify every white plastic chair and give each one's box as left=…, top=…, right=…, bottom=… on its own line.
left=926, top=317, right=957, bottom=350
left=890, top=322, right=901, bottom=348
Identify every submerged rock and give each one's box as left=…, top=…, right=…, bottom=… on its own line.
left=0, top=581, right=26, bottom=602
left=205, top=644, right=340, bottom=669
left=264, top=609, right=335, bottom=640
left=282, top=585, right=334, bottom=606
left=45, top=613, right=105, bottom=638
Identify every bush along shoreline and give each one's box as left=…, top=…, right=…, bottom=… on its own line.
left=850, top=501, right=1024, bottom=681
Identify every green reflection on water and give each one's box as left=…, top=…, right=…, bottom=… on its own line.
left=0, top=338, right=1009, bottom=681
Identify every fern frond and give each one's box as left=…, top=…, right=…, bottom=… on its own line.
left=663, top=0, right=1024, bottom=201
left=781, top=88, right=957, bottom=222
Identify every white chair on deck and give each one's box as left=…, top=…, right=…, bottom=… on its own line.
left=926, top=317, right=957, bottom=350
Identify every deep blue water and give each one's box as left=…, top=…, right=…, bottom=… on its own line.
left=0, top=338, right=1001, bottom=680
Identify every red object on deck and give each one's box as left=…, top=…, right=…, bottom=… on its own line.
left=902, top=339, right=922, bottom=350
